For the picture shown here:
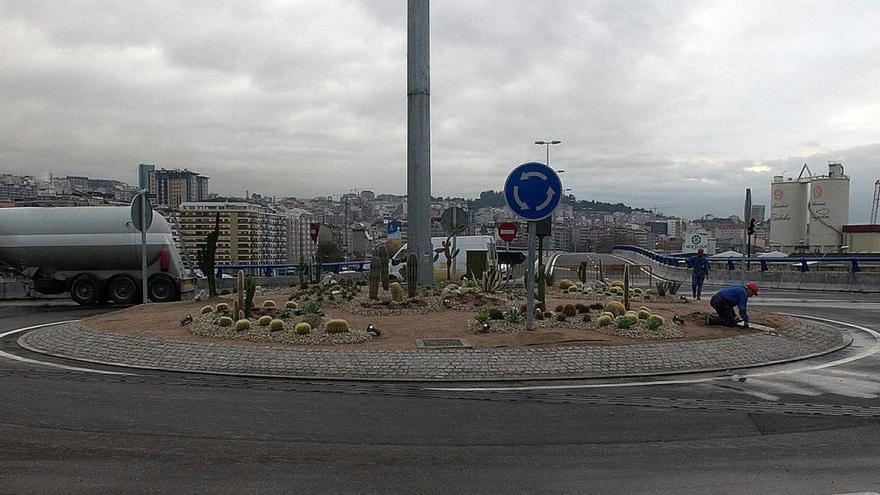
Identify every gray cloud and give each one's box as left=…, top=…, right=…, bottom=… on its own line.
left=1, top=0, right=878, bottom=221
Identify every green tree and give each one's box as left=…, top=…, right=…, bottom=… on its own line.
left=316, top=240, right=344, bottom=263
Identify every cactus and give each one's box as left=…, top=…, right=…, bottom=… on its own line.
left=200, top=305, right=213, bottom=315
left=389, top=282, right=404, bottom=302
left=504, top=307, right=523, bottom=323
left=285, top=301, right=298, bottom=309
left=325, top=319, right=350, bottom=334
left=604, top=300, right=626, bottom=317
left=623, top=265, right=630, bottom=311
left=263, top=299, right=276, bottom=308
left=598, top=315, right=613, bottom=326
left=244, top=276, right=257, bottom=317
left=616, top=315, right=635, bottom=329
left=233, top=270, right=245, bottom=319
left=368, top=261, right=381, bottom=300
left=298, top=256, right=307, bottom=289
left=625, top=311, right=639, bottom=320
left=217, top=316, right=233, bottom=327
left=269, top=319, right=285, bottom=331
left=577, top=261, right=588, bottom=284
left=568, top=286, right=579, bottom=294
left=215, top=303, right=229, bottom=313
left=433, top=228, right=463, bottom=281
left=562, top=304, right=577, bottom=317
left=597, top=258, right=604, bottom=281
left=559, top=279, right=574, bottom=290
left=294, top=322, right=311, bottom=334
left=406, top=251, right=419, bottom=298
left=373, top=245, right=390, bottom=290
left=638, top=309, right=651, bottom=320
left=196, top=212, right=220, bottom=296
left=537, top=264, right=546, bottom=311
left=478, top=265, right=503, bottom=294
left=647, top=314, right=664, bottom=330
left=234, top=319, right=250, bottom=331
left=611, top=280, right=624, bottom=288
left=257, top=315, right=272, bottom=326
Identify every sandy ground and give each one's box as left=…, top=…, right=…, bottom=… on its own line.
left=83, top=292, right=790, bottom=350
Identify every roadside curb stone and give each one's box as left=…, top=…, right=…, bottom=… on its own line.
left=18, top=320, right=850, bottom=381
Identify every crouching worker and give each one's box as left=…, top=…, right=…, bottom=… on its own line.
left=707, top=282, right=759, bottom=327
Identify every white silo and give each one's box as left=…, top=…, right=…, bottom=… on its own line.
left=807, top=162, right=850, bottom=252
left=770, top=176, right=808, bottom=253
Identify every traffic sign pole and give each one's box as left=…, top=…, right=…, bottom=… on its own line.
left=526, top=221, right=535, bottom=331
left=140, top=192, right=148, bottom=304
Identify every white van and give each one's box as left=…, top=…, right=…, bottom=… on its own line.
left=389, top=235, right=498, bottom=282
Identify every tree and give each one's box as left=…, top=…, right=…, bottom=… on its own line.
left=197, top=213, right=220, bottom=297
left=316, top=240, right=344, bottom=263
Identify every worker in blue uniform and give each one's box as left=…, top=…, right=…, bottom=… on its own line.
left=686, top=248, right=710, bottom=300
left=707, top=282, right=760, bottom=327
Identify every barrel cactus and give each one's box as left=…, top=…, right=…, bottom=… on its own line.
left=562, top=304, right=577, bottom=317
left=263, top=300, right=276, bottom=308
left=294, top=322, right=311, bottom=335
left=604, top=300, right=626, bottom=317
left=406, top=252, right=419, bottom=298
left=611, top=280, right=624, bottom=288
left=200, top=305, right=213, bottom=315
left=217, top=316, right=233, bottom=327
left=325, top=319, right=350, bottom=334
left=389, top=282, right=404, bottom=302
left=559, top=279, right=574, bottom=290
left=637, top=309, right=651, bottom=320
left=567, top=286, right=580, bottom=294
left=269, top=319, right=285, bottom=331
left=215, top=303, right=230, bottom=313
left=234, top=319, right=251, bottom=331
left=647, top=315, right=664, bottom=330
left=624, top=311, right=639, bottom=320
left=257, top=315, right=272, bottom=326
left=285, top=301, right=298, bottom=309
left=598, top=315, right=613, bottom=326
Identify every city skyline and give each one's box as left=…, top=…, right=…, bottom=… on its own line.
left=1, top=1, right=878, bottom=221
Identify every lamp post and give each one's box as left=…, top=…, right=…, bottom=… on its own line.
left=533, top=140, right=562, bottom=303
left=534, top=140, right=562, bottom=166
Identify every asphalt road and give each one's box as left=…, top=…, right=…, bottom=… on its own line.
left=1, top=293, right=879, bottom=494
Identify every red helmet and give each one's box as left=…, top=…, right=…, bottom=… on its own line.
left=697, top=248, right=704, bottom=254
left=745, top=282, right=760, bottom=294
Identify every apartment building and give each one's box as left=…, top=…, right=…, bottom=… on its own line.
left=179, top=202, right=288, bottom=265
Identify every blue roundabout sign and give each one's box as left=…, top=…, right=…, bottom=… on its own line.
left=503, top=162, right=563, bottom=221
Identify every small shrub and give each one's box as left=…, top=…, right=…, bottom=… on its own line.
left=215, top=303, right=230, bottom=313
left=556, top=313, right=567, bottom=322
left=294, top=322, right=311, bottom=334
left=598, top=315, right=613, bottom=326
left=269, top=319, right=285, bottom=331
left=488, top=307, right=504, bottom=320
left=562, top=304, right=577, bottom=317
left=582, top=312, right=591, bottom=322
left=200, top=305, right=213, bottom=314
left=554, top=304, right=564, bottom=313
left=559, top=278, right=574, bottom=290
left=474, top=308, right=491, bottom=323
left=263, top=300, right=276, bottom=308
left=647, top=315, right=664, bottom=330
left=616, top=316, right=635, bottom=329
left=574, top=303, right=588, bottom=314
left=589, top=303, right=605, bottom=310
left=257, top=315, right=272, bottom=326
left=235, top=319, right=251, bottom=331
left=285, top=301, right=298, bottom=309
left=325, top=319, right=350, bottom=334
left=217, top=316, right=233, bottom=327
left=504, top=307, right=523, bottom=323
left=466, top=279, right=478, bottom=288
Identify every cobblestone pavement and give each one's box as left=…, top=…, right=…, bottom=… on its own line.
left=19, top=321, right=849, bottom=381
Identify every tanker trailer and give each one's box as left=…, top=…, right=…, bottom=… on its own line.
left=0, top=207, right=191, bottom=305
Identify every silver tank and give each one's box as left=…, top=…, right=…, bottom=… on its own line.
left=0, top=207, right=176, bottom=273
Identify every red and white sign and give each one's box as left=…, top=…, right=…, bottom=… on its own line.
left=497, top=222, right=517, bottom=243
left=309, top=223, right=320, bottom=243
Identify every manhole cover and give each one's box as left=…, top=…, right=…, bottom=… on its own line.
left=416, top=338, right=471, bottom=349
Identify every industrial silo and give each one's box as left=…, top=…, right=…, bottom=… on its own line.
left=807, top=162, right=850, bottom=252
left=770, top=176, right=808, bottom=253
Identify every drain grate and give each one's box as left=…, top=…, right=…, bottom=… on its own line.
left=416, top=338, right=471, bottom=349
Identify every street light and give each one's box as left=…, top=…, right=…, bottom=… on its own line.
left=534, top=140, right=562, bottom=166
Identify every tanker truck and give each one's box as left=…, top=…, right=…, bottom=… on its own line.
left=0, top=207, right=191, bottom=305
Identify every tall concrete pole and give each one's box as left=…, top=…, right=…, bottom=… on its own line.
left=407, top=0, right=433, bottom=285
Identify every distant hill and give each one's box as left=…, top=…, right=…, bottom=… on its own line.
left=466, top=190, right=643, bottom=213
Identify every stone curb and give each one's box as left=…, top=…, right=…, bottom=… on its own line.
left=18, top=320, right=851, bottom=382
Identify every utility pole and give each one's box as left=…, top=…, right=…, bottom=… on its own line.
left=407, top=0, right=432, bottom=285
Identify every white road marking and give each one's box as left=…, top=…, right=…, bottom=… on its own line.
left=424, top=314, right=879, bottom=393
left=0, top=321, right=136, bottom=375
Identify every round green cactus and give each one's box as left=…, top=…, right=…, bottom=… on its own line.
left=200, top=305, right=213, bottom=315
left=637, top=309, right=651, bottom=320
left=263, top=300, right=276, bottom=308
left=598, top=315, right=613, bottom=326
left=389, top=282, right=404, bottom=302
left=257, top=315, right=272, bottom=326
left=559, top=279, right=574, bottom=290
left=624, top=311, right=639, bottom=320
left=325, top=319, right=350, bottom=334
left=217, top=316, right=233, bottom=327
left=235, top=319, right=251, bottom=331
left=647, top=315, right=664, bottom=330
left=269, top=319, right=285, bottom=332
left=294, top=322, right=311, bottom=334
left=285, top=301, right=298, bottom=309
left=562, top=304, right=577, bottom=317
left=604, top=301, right=626, bottom=316
left=610, top=280, right=624, bottom=288
left=215, top=303, right=230, bottom=313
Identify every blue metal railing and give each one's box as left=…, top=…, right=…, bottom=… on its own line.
left=612, top=245, right=878, bottom=273
left=213, top=260, right=371, bottom=278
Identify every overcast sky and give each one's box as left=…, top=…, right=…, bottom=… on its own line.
left=1, top=0, right=878, bottom=221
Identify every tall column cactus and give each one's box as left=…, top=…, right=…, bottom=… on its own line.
left=406, top=252, right=419, bottom=298
left=374, top=245, right=389, bottom=290
left=244, top=276, right=256, bottom=318
left=597, top=259, right=604, bottom=281
left=537, top=264, right=546, bottom=311
left=577, top=261, right=588, bottom=284
left=623, top=264, right=630, bottom=311
left=368, top=262, right=380, bottom=300
left=233, top=270, right=245, bottom=318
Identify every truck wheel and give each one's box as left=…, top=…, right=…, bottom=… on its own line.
left=70, top=275, right=100, bottom=305
left=148, top=275, right=177, bottom=303
left=108, top=276, right=138, bottom=305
